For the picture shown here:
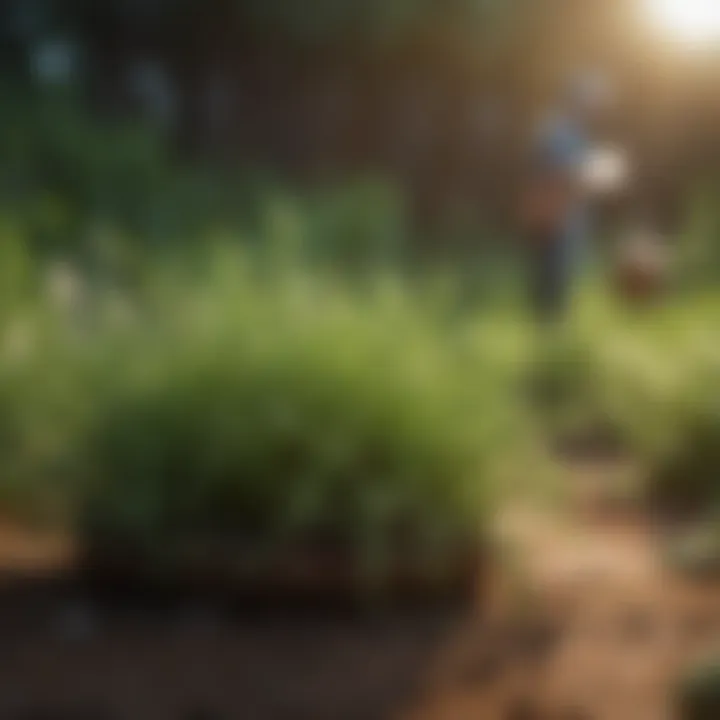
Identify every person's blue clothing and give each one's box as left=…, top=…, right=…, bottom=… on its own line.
left=528, top=114, right=591, bottom=320
left=535, top=114, right=588, bottom=175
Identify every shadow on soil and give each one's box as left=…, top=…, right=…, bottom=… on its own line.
left=0, top=572, right=467, bottom=720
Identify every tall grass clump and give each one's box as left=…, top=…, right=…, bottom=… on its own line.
left=80, top=245, right=521, bottom=582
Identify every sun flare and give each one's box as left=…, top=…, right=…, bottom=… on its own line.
left=648, top=0, right=720, bottom=44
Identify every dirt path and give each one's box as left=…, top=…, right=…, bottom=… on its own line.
left=406, top=458, right=720, bottom=720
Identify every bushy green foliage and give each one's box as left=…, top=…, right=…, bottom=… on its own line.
left=80, top=248, right=519, bottom=572
left=528, top=286, right=720, bottom=509
left=0, top=84, right=172, bottom=251
left=590, top=296, right=720, bottom=508
left=678, top=187, right=720, bottom=283
left=0, top=85, right=417, bottom=278
left=0, top=210, right=525, bottom=579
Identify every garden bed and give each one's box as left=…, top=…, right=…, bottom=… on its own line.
left=0, top=573, right=460, bottom=720
left=0, top=520, right=478, bottom=719
left=80, top=533, right=487, bottom=610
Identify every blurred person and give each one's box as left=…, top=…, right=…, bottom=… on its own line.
left=519, top=72, right=620, bottom=322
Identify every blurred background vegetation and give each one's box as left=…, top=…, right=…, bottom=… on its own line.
left=2, top=0, right=719, bottom=234
left=0, top=0, right=717, bottom=584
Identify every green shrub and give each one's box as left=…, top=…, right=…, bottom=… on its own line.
left=646, top=368, right=720, bottom=512
left=79, top=249, right=519, bottom=578
left=0, top=85, right=171, bottom=250
left=592, top=297, right=720, bottom=509
left=530, top=288, right=720, bottom=509
left=0, top=84, right=420, bottom=286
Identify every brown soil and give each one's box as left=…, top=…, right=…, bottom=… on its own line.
left=0, top=458, right=717, bottom=719
left=406, top=457, right=720, bottom=720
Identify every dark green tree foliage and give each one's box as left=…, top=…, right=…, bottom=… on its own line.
left=12, top=0, right=511, bottom=47
left=236, top=0, right=502, bottom=44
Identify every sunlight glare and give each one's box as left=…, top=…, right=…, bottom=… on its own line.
left=648, top=0, right=720, bottom=44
